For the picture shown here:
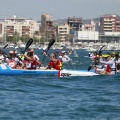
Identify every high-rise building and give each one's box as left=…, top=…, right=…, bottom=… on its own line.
left=67, top=17, right=82, bottom=34
left=99, top=14, right=120, bottom=32
left=40, top=14, right=55, bottom=38
left=116, top=19, right=120, bottom=32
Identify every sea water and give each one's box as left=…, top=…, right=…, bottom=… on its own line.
left=0, top=49, right=120, bottom=120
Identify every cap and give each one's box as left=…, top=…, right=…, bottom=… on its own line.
left=104, top=54, right=111, bottom=58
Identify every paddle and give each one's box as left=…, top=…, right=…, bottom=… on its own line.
left=15, top=38, right=33, bottom=61
left=24, top=38, right=33, bottom=52
left=88, top=45, right=105, bottom=71
left=98, top=45, right=105, bottom=51
left=3, top=44, right=8, bottom=49
left=0, top=44, right=8, bottom=51
left=42, top=38, right=55, bottom=62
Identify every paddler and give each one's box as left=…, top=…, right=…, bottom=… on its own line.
left=6, top=50, right=23, bottom=69
left=44, top=53, right=62, bottom=70
left=111, top=52, right=115, bottom=60
left=60, top=51, right=71, bottom=63
left=24, top=49, right=41, bottom=69
left=95, top=54, right=116, bottom=75
left=115, top=53, right=120, bottom=72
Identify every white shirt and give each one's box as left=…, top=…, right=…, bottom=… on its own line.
left=62, top=55, right=71, bottom=62
left=0, top=55, right=4, bottom=63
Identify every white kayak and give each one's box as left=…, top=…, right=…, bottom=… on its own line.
left=58, top=69, right=98, bottom=77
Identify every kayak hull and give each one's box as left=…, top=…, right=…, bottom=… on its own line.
left=59, top=69, right=98, bottom=77
left=0, top=64, right=98, bottom=77
left=0, top=64, right=58, bottom=76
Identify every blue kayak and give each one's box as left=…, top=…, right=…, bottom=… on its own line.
left=0, top=64, right=58, bottom=76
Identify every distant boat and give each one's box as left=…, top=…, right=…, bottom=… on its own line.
left=9, top=43, right=14, bottom=48
left=86, top=47, right=96, bottom=52
left=19, top=43, right=25, bottom=48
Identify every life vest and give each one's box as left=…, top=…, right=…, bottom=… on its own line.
left=104, top=64, right=111, bottom=73
left=7, top=59, right=17, bottom=68
left=48, top=59, right=62, bottom=70
left=19, top=55, right=25, bottom=61
left=48, top=61, right=54, bottom=69
left=54, top=59, right=62, bottom=70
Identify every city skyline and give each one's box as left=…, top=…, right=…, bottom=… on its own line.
left=0, top=0, right=120, bottom=20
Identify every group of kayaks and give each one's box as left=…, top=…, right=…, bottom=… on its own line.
left=1, top=39, right=118, bottom=78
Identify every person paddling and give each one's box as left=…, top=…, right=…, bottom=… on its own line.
left=60, top=51, right=71, bottom=63
left=24, top=49, right=41, bottom=69
left=95, top=54, right=116, bottom=75
left=115, top=53, right=120, bottom=72
left=6, top=50, right=23, bottom=69
left=44, top=53, right=62, bottom=70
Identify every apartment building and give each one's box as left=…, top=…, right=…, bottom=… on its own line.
left=99, top=14, right=120, bottom=43
left=0, top=22, right=4, bottom=38
left=100, top=14, right=120, bottom=32
left=57, top=23, right=69, bottom=41
left=40, top=14, right=55, bottom=38
left=116, top=19, right=120, bottom=32
left=83, top=20, right=96, bottom=31
left=67, top=17, right=82, bottom=34
left=0, top=15, right=37, bottom=38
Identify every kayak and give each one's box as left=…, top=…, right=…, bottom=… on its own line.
left=0, top=64, right=58, bottom=76
left=58, top=69, right=98, bottom=77
left=0, top=64, right=98, bottom=77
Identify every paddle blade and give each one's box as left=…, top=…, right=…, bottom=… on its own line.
left=42, top=38, right=55, bottom=63
left=46, top=39, right=55, bottom=52
left=99, top=45, right=105, bottom=51
left=88, top=65, right=92, bottom=71
left=24, top=38, right=33, bottom=52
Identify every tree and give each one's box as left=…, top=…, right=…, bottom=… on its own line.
left=14, top=30, right=20, bottom=43
left=56, top=34, right=61, bottom=42
left=34, top=31, right=40, bottom=37
left=65, top=34, right=70, bottom=41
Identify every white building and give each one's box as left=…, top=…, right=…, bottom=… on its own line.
left=0, top=15, right=38, bottom=38
left=76, top=31, right=99, bottom=42
left=57, top=23, right=69, bottom=41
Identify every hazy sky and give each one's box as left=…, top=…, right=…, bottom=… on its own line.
left=0, top=0, right=120, bottom=20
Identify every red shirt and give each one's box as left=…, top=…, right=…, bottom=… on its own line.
left=24, top=57, right=38, bottom=69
